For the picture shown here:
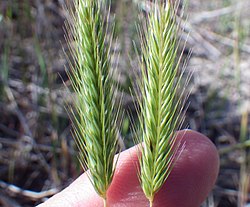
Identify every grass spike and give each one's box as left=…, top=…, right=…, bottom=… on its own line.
left=64, top=0, right=119, bottom=205
left=137, top=0, right=188, bottom=205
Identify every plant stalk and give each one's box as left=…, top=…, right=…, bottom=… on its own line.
left=149, top=198, right=154, bottom=207
left=103, top=198, right=107, bottom=207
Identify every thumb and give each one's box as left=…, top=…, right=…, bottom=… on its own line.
left=38, top=130, right=219, bottom=207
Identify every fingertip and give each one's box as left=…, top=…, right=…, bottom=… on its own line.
left=39, top=130, right=219, bottom=207
left=108, top=129, right=219, bottom=207
left=154, top=130, right=220, bottom=207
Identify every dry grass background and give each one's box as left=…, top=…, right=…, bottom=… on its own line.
left=0, top=0, right=249, bottom=206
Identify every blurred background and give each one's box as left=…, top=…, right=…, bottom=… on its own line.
left=0, top=0, right=249, bottom=206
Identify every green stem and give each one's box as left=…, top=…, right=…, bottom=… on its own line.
left=103, top=197, right=107, bottom=207
left=149, top=196, right=154, bottom=207
left=149, top=199, right=153, bottom=207
left=219, top=140, right=250, bottom=155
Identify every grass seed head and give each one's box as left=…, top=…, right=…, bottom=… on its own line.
left=65, top=0, right=119, bottom=202
left=137, top=0, right=188, bottom=204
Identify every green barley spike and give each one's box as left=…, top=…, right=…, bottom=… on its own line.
left=65, top=0, right=119, bottom=206
left=138, top=0, right=187, bottom=206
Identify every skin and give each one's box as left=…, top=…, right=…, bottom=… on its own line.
left=38, top=130, right=219, bottom=207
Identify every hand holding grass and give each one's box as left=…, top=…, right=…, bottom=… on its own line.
left=38, top=130, right=219, bottom=207
left=60, top=0, right=219, bottom=206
